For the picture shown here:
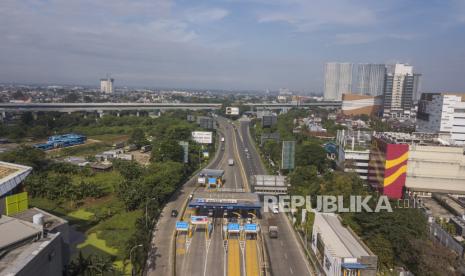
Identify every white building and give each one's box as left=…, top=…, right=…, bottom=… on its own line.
left=356, top=64, right=386, bottom=97
left=416, top=93, right=465, bottom=145
left=100, top=77, right=114, bottom=93
left=336, top=130, right=373, bottom=180
left=383, top=64, right=421, bottom=118
left=311, top=213, right=378, bottom=276
left=324, top=63, right=354, bottom=101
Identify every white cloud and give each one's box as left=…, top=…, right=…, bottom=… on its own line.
left=333, top=33, right=417, bottom=45
left=185, top=8, right=229, bottom=23
left=256, top=0, right=377, bottom=31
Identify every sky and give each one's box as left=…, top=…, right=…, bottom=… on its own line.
left=1, top=0, right=465, bottom=93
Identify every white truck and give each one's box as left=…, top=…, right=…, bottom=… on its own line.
left=269, top=217, right=279, bottom=238
left=221, top=137, right=225, bottom=142
left=228, top=158, right=234, bottom=166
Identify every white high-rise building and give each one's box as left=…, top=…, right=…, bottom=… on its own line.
left=356, top=64, right=386, bottom=96
left=324, top=63, right=353, bottom=101
left=100, top=77, right=114, bottom=93
left=382, top=63, right=420, bottom=118
left=416, top=93, right=465, bottom=145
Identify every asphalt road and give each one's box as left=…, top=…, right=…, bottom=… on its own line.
left=144, top=118, right=226, bottom=276
left=176, top=117, right=247, bottom=276
left=238, top=119, right=314, bottom=276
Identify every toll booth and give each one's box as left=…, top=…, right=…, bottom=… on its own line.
left=244, top=223, right=259, bottom=239
left=198, top=169, right=224, bottom=188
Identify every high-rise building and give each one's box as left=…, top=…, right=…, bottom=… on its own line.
left=324, top=63, right=353, bottom=101
left=416, top=93, right=465, bottom=145
left=382, top=64, right=420, bottom=118
left=356, top=64, right=386, bottom=96
left=100, top=77, right=114, bottom=94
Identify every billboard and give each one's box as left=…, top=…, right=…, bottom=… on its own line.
left=192, top=131, right=213, bottom=144
left=5, top=192, right=28, bottom=216
left=281, top=141, right=296, bottom=170
left=226, top=107, right=240, bottom=116
left=179, top=141, right=189, bottom=163
left=191, top=216, right=209, bottom=225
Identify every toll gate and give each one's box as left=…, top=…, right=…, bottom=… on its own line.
left=188, top=191, right=261, bottom=211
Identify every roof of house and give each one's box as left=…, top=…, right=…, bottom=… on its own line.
left=0, top=161, right=33, bottom=197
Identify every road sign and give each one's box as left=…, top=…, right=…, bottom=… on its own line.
left=281, top=140, right=296, bottom=170
left=176, top=221, right=189, bottom=231
left=227, top=223, right=240, bottom=232
left=244, top=223, right=258, bottom=233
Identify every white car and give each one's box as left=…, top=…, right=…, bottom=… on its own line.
left=272, top=205, right=279, bottom=214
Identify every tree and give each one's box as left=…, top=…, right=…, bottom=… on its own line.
left=151, top=139, right=183, bottom=163
left=295, top=142, right=328, bottom=172
left=0, top=145, right=48, bottom=170
left=128, top=128, right=148, bottom=148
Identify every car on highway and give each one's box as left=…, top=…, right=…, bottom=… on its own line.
left=228, top=158, right=234, bottom=166
left=171, top=209, right=179, bottom=217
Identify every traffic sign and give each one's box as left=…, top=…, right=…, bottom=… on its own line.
left=176, top=221, right=189, bottom=231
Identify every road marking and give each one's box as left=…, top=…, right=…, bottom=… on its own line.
left=280, top=241, right=284, bottom=247
left=284, top=253, right=288, bottom=259
left=290, top=267, right=294, bottom=275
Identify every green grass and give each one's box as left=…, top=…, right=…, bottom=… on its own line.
left=77, top=232, right=119, bottom=255
left=72, top=171, right=123, bottom=193
left=91, top=210, right=143, bottom=259
left=89, top=134, right=129, bottom=143
left=60, top=142, right=112, bottom=157
left=68, top=209, right=95, bottom=220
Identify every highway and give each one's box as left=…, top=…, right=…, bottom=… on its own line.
left=146, top=116, right=312, bottom=276
left=144, top=118, right=226, bottom=276
left=175, top=116, right=255, bottom=276
left=237, top=119, right=314, bottom=276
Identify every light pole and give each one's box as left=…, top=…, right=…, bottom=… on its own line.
left=145, top=197, right=157, bottom=229
left=130, top=244, right=143, bottom=276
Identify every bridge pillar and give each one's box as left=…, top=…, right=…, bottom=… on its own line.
left=32, top=112, right=38, bottom=120
left=98, top=110, right=104, bottom=118
left=0, top=111, right=6, bottom=121
left=136, top=111, right=140, bottom=117
left=116, top=111, right=121, bottom=117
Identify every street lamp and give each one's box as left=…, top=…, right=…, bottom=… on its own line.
left=145, top=197, right=157, bottom=229
left=130, top=244, right=143, bottom=276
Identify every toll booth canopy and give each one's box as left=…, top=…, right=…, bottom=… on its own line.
left=189, top=191, right=261, bottom=211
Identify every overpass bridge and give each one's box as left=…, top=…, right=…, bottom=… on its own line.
left=244, top=101, right=342, bottom=110
left=0, top=102, right=222, bottom=119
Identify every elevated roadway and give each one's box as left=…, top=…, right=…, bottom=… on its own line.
left=0, top=102, right=222, bottom=113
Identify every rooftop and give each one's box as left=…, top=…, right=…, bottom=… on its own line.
left=0, top=215, right=60, bottom=275
left=0, top=161, right=33, bottom=197
left=189, top=191, right=261, bottom=209
left=314, top=213, right=373, bottom=259
left=375, top=132, right=460, bottom=147
left=12, top=208, right=67, bottom=232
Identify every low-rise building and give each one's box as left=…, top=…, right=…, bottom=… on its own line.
left=369, top=132, right=465, bottom=198
left=252, top=175, right=288, bottom=194
left=0, top=207, right=70, bottom=276
left=336, top=130, right=373, bottom=180
left=311, top=213, right=377, bottom=276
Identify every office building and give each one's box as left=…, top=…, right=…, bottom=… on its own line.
left=100, top=77, right=114, bottom=94
left=356, top=64, right=386, bottom=97
left=311, top=213, right=378, bottom=276
left=382, top=64, right=421, bottom=118
left=336, top=130, right=374, bottom=180
left=368, top=132, right=465, bottom=197
left=416, top=93, right=465, bottom=145
left=324, top=63, right=354, bottom=101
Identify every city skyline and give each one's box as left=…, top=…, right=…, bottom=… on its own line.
left=1, top=0, right=465, bottom=92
